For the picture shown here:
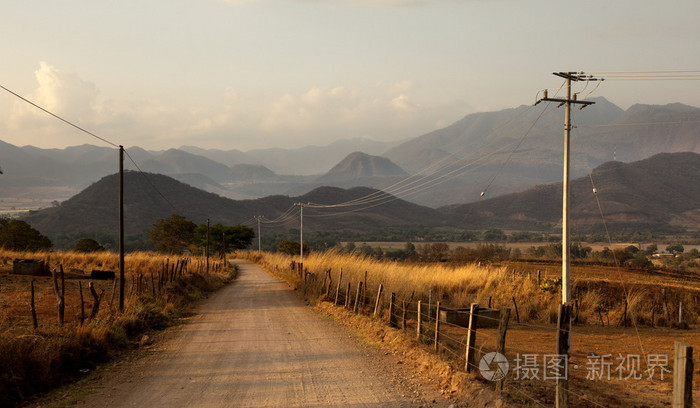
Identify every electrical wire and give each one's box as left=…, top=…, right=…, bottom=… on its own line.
left=122, top=149, right=178, bottom=212
left=0, top=84, right=120, bottom=148
left=571, top=115, right=649, bottom=365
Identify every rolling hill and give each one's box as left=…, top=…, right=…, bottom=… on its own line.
left=21, top=172, right=448, bottom=246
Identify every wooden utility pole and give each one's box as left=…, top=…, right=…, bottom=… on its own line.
left=294, top=203, right=305, bottom=266
left=118, top=146, right=125, bottom=312
left=537, top=72, right=598, bottom=306
left=206, top=218, right=210, bottom=273
left=255, top=216, right=263, bottom=255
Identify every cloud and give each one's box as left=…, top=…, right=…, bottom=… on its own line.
left=0, top=62, right=464, bottom=151
left=9, top=62, right=102, bottom=127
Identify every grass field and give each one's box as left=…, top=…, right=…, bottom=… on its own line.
left=245, top=250, right=700, bottom=407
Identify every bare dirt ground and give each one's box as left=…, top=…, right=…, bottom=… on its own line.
left=28, top=260, right=473, bottom=408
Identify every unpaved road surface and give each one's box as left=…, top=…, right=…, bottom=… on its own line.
left=71, top=261, right=442, bottom=408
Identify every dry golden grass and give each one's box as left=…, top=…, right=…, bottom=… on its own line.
left=244, top=250, right=700, bottom=327
left=0, top=248, right=235, bottom=407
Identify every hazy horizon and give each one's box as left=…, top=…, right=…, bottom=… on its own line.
left=1, top=1, right=699, bottom=152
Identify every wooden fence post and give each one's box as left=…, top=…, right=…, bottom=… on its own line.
left=673, top=341, right=693, bottom=407
left=345, top=282, right=351, bottom=309
left=496, top=308, right=511, bottom=391
left=465, top=303, right=479, bottom=372
left=389, top=292, right=396, bottom=327
left=556, top=303, right=573, bottom=408
left=353, top=281, right=362, bottom=313
left=30, top=280, right=38, bottom=329
left=79, top=281, right=85, bottom=325
left=537, top=270, right=541, bottom=287
left=89, top=282, right=103, bottom=319
left=402, top=300, right=407, bottom=330
left=662, top=288, right=670, bottom=325
left=334, top=268, right=343, bottom=306
left=373, top=284, right=384, bottom=318
left=363, top=270, right=368, bottom=307
left=512, top=296, right=520, bottom=323
left=52, top=266, right=65, bottom=326
left=416, top=300, right=422, bottom=341
left=434, top=301, right=441, bottom=352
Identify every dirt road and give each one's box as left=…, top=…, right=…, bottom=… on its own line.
left=72, top=260, right=437, bottom=408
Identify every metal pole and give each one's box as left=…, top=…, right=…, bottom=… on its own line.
left=118, top=146, right=125, bottom=312
left=299, top=204, right=303, bottom=264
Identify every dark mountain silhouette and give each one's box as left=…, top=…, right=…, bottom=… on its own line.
left=439, top=152, right=700, bottom=233
left=21, top=172, right=448, bottom=241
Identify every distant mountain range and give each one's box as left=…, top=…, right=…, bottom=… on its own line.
left=19, top=152, right=700, bottom=249
left=2, top=98, right=700, bottom=212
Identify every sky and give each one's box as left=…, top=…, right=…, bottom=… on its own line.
left=1, top=0, right=699, bottom=151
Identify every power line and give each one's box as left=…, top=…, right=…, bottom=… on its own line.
left=0, top=83, right=181, bottom=216
left=0, top=84, right=120, bottom=148
left=122, top=149, right=179, bottom=213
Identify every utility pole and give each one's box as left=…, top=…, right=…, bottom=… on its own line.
left=118, top=146, right=125, bottom=312
left=537, top=72, right=600, bottom=408
left=294, top=203, right=305, bottom=266
left=206, top=218, right=210, bottom=273
left=536, top=72, right=598, bottom=305
left=254, top=216, right=263, bottom=255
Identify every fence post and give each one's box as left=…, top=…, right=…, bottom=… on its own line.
left=30, top=280, right=38, bottom=329
left=434, top=301, right=441, bottom=352
left=496, top=308, right=511, bottom=391
left=512, top=296, right=520, bottom=323
left=345, top=282, right=351, bottom=309
left=416, top=300, right=422, bottom=341
left=465, top=303, right=479, bottom=372
left=402, top=300, right=407, bottom=330
left=79, top=281, right=85, bottom=325
left=334, top=268, right=343, bottom=306
left=662, top=288, right=670, bottom=325
left=673, top=341, right=694, bottom=407
left=353, top=281, right=362, bottom=313
left=556, top=303, right=573, bottom=408
left=373, top=284, right=383, bottom=318
left=389, top=292, right=396, bottom=327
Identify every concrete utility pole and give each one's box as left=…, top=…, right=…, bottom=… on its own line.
left=536, top=72, right=599, bottom=305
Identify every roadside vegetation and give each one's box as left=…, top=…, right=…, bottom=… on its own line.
left=0, top=248, right=236, bottom=407
left=243, top=249, right=700, bottom=328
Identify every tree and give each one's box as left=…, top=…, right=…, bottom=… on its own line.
left=192, top=223, right=255, bottom=254
left=74, top=238, right=105, bottom=253
left=426, top=242, right=450, bottom=262
left=0, top=219, right=52, bottom=251
left=277, top=239, right=306, bottom=255
left=150, top=214, right=196, bottom=254
left=666, top=243, right=685, bottom=255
